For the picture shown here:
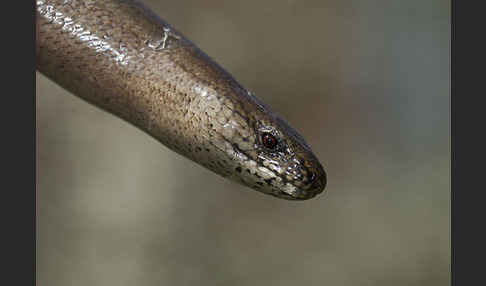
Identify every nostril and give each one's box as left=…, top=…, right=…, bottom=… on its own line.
left=309, top=171, right=316, bottom=182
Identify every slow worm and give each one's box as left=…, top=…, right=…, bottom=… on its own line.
left=36, top=0, right=327, bottom=200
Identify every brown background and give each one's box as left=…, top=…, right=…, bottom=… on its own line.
left=36, top=0, right=450, bottom=285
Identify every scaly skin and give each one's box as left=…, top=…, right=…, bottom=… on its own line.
left=36, top=0, right=327, bottom=200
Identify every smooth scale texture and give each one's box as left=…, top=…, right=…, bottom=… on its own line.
left=36, top=0, right=327, bottom=200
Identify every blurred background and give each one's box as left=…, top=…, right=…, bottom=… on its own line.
left=36, top=0, right=450, bottom=285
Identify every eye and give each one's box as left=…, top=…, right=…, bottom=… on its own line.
left=262, top=133, right=278, bottom=149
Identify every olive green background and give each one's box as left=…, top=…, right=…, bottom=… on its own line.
left=36, top=0, right=450, bottom=285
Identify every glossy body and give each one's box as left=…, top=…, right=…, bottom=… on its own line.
left=36, top=0, right=326, bottom=200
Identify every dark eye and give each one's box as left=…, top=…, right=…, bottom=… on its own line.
left=262, top=133, right=278, bottom=149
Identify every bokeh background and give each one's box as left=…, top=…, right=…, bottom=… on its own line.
left=36, top=0, right=450, bottom=285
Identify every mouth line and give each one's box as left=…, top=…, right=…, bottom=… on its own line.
left=274, top=190, right=318, bottom=201
left=271, top=183, right=321, bottom=201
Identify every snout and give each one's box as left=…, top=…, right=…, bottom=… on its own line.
left=280, top=161, right=327, bottom=201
